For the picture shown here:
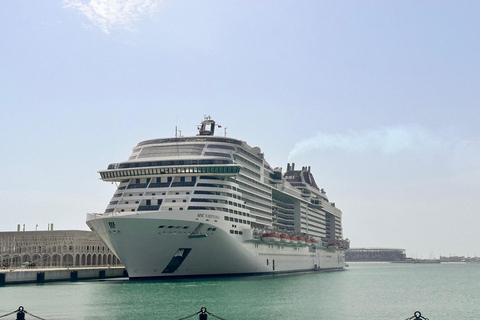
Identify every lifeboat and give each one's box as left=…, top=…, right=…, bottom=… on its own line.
left=289, top=235, right=298, bottom=246
left=261, top=233, right=279, bottom=243
left=288, top=236, right=297, bottom=246
left=327, top=242, right=342, bottom=250
left=297, top=236, right=307, bottom=247
left=305, top=238, right=313, bottom=247
left=327, top=240, right=349, bottom=250
left=279, top=234, right=289, bottom=244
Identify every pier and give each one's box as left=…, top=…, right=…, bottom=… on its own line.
left=0, top=266, right=126, bottom=285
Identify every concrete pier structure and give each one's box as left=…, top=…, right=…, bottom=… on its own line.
left=0, top=230, right=122, bottom=269
left=0, top=266, right=126, bottom=285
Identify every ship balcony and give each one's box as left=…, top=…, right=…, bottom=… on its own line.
left=137, top=205, right=161, bottom=211
left=127, top=183, right=149, bottom=189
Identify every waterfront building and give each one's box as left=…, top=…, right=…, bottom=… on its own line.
left=346, top=248, right=406, bottom=262
left=0, top=230, right=122, bottom=268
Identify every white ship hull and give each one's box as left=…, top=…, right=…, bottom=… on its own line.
left=87, top=211, right=345, bottom=278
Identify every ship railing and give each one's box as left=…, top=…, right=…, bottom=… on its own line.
left=87, top=212, right=104, bottom=219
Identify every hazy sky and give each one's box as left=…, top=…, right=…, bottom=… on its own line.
left=1, top=1, right=479, bottom=258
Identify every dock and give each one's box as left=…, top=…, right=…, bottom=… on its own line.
left=0, top=266, right=126, bottom=285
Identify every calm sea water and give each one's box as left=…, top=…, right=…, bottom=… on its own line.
left=1, top=263, right=479, bottom=320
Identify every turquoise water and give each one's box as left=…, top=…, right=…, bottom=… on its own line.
left=1, top=263, right=479, bottom=320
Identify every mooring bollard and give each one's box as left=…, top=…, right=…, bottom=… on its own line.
left=16, top=306, right=25, bottom=320
left=199, top=307, right=208, bottom=320
left=405, top=311, right=429, bottom=320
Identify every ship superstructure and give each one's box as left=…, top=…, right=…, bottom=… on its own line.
left=87, top=116, right=348, bottom=278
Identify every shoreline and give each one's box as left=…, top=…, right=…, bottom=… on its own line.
left=0, top=266, right=126, bottom=285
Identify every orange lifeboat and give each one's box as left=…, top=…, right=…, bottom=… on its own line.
left=327, top=242, right=342, bottom=250
left=288, top=235, right=297, bottom=245
left=305, top=238, right=313, bottom=247
left=261, top=233, right=279, bottom=243
left=279, top=234, right=289, bottom=244
left=297, top=236, right=307, bottom=247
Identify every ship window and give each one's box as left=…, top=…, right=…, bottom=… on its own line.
left=129, top=194, right=132, bottom=196
left=172, top=200, right=176, bottom=203
left=224, top=216, right=228, bottom=221
left=169, top=208, right=172, bottom=211
left=121, top=209, right=124, bottom=212
left=239, top=231, right=243, bottom=235
left=131, top=209, right=135, bottom=211
left=183, top=200, right=186, bottom=202
left=234, top=218, right=238, bottom=222
left=207, top=228, right=212, bottom=231
left=167, top=226, right=174, bottom=228
left=183, top=226, right=189, bottom=229
left=230, top=230, right=234, bottom=234
left=235, top=231, right=238, bottom=234
left=212, top=228, right=217, bottom=231
left=229, top=217, right=233, bottom=222
left=158, top=226, right=165, bottom=228
left=180, top=208, right=184, bottom=210
left=267, top=259, right=269, bottom=265
left=125, top=202, right=129, bottom=204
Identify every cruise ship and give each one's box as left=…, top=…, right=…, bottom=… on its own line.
left=86, top=116, right=349, bottom=278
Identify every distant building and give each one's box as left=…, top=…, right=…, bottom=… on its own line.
left=0, top=230, right=122, bottom=268
left=440, top=256, right=479, bottom=263
left=346, top=248, right=406, bottom=262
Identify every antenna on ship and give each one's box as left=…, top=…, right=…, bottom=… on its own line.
left=175, top=126, right=183, bottom=138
